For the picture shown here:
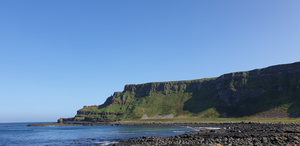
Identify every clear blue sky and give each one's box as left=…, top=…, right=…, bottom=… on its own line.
left=1, top=0, right=300, bottom=123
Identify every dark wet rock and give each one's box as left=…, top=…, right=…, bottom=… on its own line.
left=106, top=122, right=300, bottom=146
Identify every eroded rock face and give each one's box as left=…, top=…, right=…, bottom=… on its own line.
left=122, top=61, right=300, bottom=106
left=217, top=88, right=266, bottom=106
left=141, top=114, right=174, bottom=119
left=214, top=61, right=300, bottom=105
left=77, top=110, right=92, bottom=115
left=141, top=114, right=149, bottom=119
left=123, top=81, right=190, bottom=93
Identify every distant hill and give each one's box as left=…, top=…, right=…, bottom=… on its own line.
left=62, top=61, right=300, bottom=122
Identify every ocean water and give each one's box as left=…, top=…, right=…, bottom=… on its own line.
left=0, top=122, right=192, bottom=146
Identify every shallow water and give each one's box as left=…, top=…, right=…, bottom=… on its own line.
left=0, top=122, right=191, bottom=146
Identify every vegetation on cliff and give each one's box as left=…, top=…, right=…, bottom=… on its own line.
left=68, top=61, right=300, bottom=122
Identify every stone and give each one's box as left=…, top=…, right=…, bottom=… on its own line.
left=141, top=114, right=149, bottom=119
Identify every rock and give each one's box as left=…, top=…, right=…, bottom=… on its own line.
left=141, top=114, right=174, bottom=119
left=163, top=114, right=174, bottom=119
left=114, top=122, right=300, bottom=146
left=221, top=112, right=227, bottom=118
left=141, top=114, right=149, bottom=119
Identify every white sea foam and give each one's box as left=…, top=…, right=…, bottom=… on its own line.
left=186, top=126, right=193, bottom=129
left=191, top=127, right=222, bottom=131
left=94, top=141, right=119, bottom=146
left=206, top=127, right=222, bottom=130
left=173, top=131, right=185, bottom=133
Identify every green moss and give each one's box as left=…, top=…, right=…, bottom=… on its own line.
left=174, top=85, right=179, bottom=91
left=199, top=108, right=220, bottom=118
left=114, top=90, right=194, bottom=120
left=242, top=78, right=247, bottom=84
left=74, top=116, right=85, bottom=120
left=274, top=103, right=293, bottom=111
left=95, top=105, right=128, bottom=113
left=78, top=108, right=97, bottom=111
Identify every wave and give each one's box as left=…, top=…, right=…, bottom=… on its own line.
left=190, top=127, right=222, bottom=131
left=94, top=141, right=119, bottom=146
left=173, top=131, right=185, bottom=133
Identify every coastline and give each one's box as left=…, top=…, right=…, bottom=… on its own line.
left=27, top=121, right=300, bottom=145
left=25, top=121, right=256, bottom=127
left=113, top=122, right=300, bottom=146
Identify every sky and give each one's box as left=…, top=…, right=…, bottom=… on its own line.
left=0, top=0, right=300, bottom=123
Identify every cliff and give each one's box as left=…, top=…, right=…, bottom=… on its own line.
left=63, top=61, right=300, bottom=122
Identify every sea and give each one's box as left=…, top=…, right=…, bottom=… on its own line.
left=0, top=122, right=192, bottom=146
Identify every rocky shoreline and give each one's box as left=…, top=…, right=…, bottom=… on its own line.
left=28, top=121, right=300, bottom=145
left=114, top=122, right=300, bottom=146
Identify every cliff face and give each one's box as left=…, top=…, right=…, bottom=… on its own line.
left=218, top=62, right=300, bottom=105
left=66, top=61, right=300, bottom=122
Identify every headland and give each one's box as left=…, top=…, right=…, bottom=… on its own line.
left=27, top=61, right=300, bottom=145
